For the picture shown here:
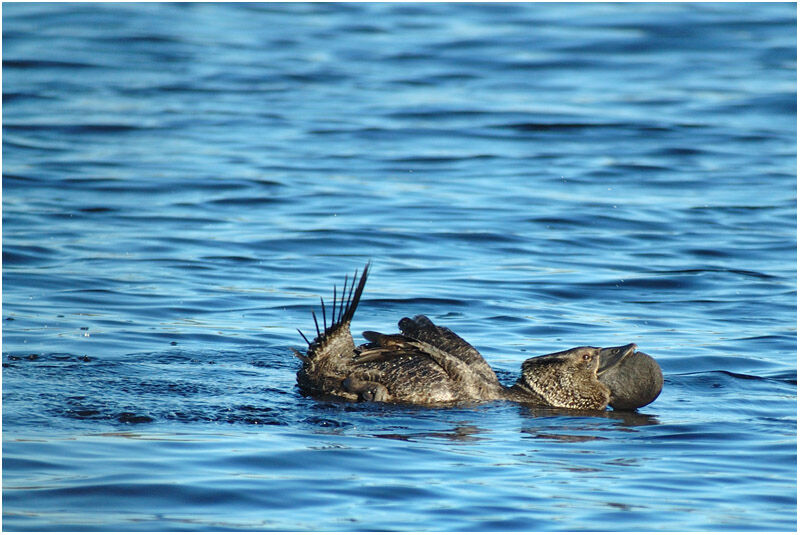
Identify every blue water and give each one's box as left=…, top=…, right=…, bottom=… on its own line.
left=3, top=2, right=796, bottom=531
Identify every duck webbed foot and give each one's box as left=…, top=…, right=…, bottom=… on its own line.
left=343, top=374, right=390, bottom=402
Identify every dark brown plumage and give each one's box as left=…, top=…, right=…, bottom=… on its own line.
left=293, top=264, right=662, bottom=410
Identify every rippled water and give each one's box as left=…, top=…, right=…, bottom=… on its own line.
left=3, top=2, right=796, bottom=531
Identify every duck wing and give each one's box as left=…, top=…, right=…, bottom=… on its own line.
left=354, top=330, right=502, bottom=400
left=398, top=314, right=499, bottom=386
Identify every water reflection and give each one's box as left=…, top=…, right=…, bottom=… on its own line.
left=518, top=404, right=660, bottom=425
left=350, top=403, right=661, bottom=444
left=518, top=405, right=660, bottom=443
left=373, top=424, right=485, bottom=443
left=522, top=432, right=605, bottom=443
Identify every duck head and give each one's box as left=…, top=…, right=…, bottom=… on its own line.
left=597, top=343, right=663, bottom=410
left=515, top=346, right=611, bottom=410
left=513, top=344, right=663, bottom=411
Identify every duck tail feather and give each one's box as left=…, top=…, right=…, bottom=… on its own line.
left=297, top=328, right=311, bottom=346
left=331, top=284, right=338, bottom=328
left=320, top=297, right=327, bottom=332
left=311, top=310, right=321, bottom=338
left=291, top=347, right=309, bottom=363
left=300, top=262, right=370, bottom=362
left=343, top=262, right=369, bottom=325
left=343, top=269, right=357, bottom=322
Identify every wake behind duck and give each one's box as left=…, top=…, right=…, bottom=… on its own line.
left=293, top=264, right=662, bottom=410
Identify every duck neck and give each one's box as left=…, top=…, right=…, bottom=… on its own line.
left=503, top=381, right=547, bottom=404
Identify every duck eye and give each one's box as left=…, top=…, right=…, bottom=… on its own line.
left=582, top=354, right=592, bottom=361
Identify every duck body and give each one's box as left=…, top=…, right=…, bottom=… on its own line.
left=298, top=316, right=507, bottom=405
left=294, top=264, right=662, bottom=411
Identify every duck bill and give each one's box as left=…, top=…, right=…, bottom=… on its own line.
left=597, top=343, right=637, bottom=375
left=597, top=344, right=663, bottom=411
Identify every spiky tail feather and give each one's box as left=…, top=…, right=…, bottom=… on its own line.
left=295, top=262, right=370, bottom=397
left=296, top=262, right=370, bottom=360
